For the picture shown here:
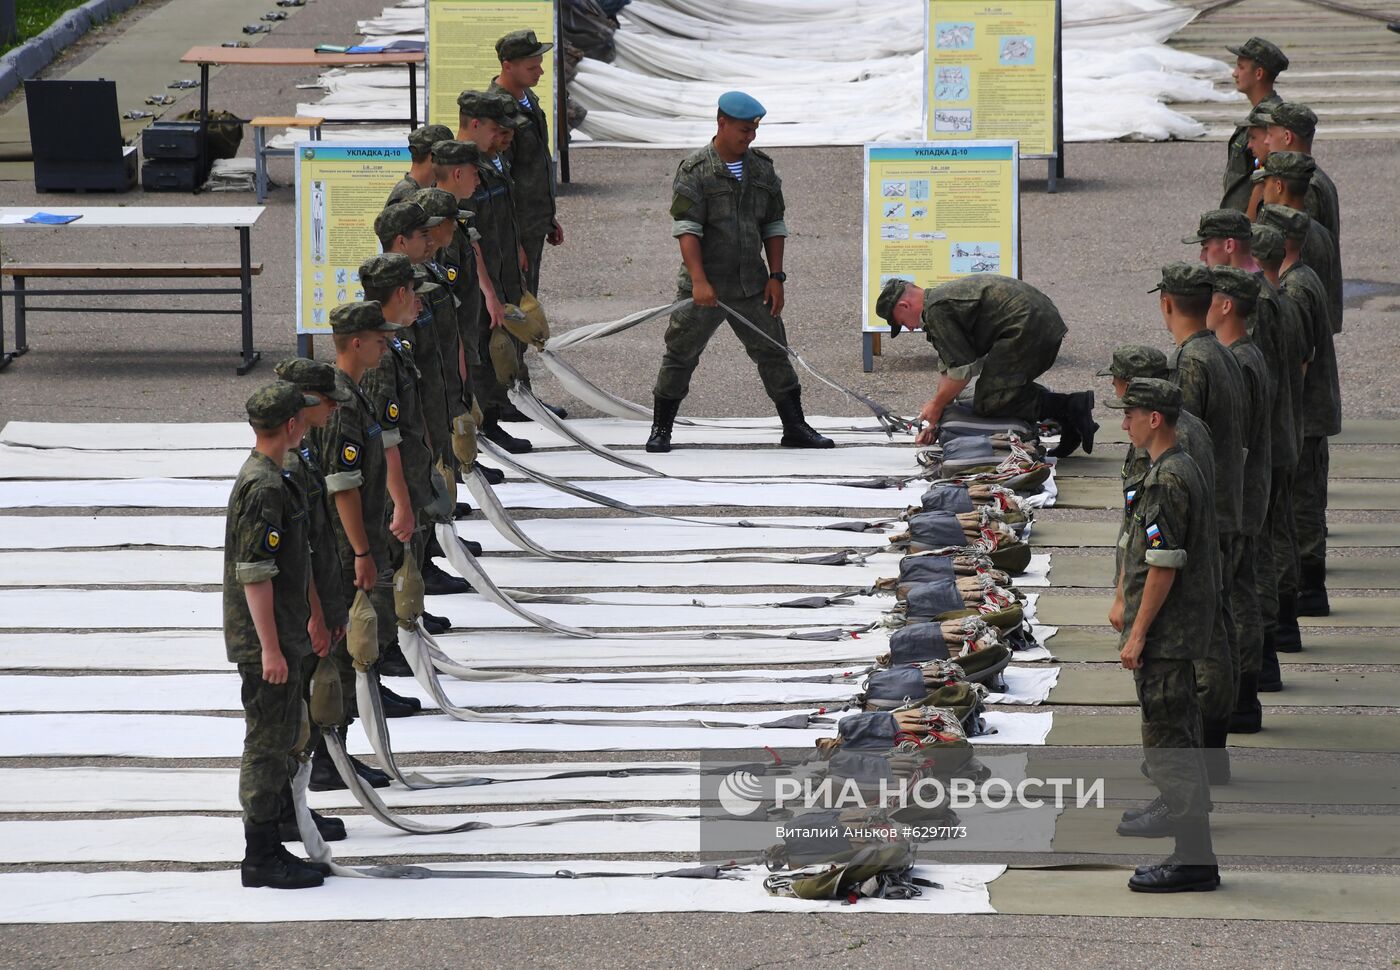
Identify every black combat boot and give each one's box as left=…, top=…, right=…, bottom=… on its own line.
left=481, top=414, right=532, bottom=454
left=1129, top=817, right=1220, bottom=894
left=459, top=537, right=484, bottom=557
left=1258, top=632, right=1284, bottom=692
left=1120, top=793, right=1165, bottom=824
left=277, top=806, right=347, bottom=844
left=422, top=612, right=453, bottom=635
left=646, top=396, right=682, bottom=453
left=1116, top=797, right=1174, bottom=838
left=1275, top=593, right=1303, bottom=652
left=378, top=679, right=421, bottom=715
left=1295, top=562, right=1330, bottom=616
left=453, top=502, right=473, bottom=520
left=242, top=822, right=324, bottom=889
left=1202, top=719, right=1231, bottom=786
left=1230, top=671, right=1263, bottom=733
left=376, top=641, right=414, bottom=678
left=309, top=734, right=391, bottom=791
left=421, top=559, right=470, bottom=595
left=1041, top=390, right=1099, bottom=458
left=497, top=400, right=530, bottom=422
left=774, top=389, right=834, bottom=448
left=474, top=463, right=506, bottom=485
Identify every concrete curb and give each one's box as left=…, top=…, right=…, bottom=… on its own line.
left=0, top=0, right=144, bottom=101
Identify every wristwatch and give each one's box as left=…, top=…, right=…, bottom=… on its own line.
left=769, top=271, right=787, bottom=283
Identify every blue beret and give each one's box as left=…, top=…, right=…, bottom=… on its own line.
left=718, top=91, right=766, bottom=122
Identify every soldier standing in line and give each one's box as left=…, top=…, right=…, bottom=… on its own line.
left=1221, top=37, right=1288, bottom=212
left=646, top=91, right=833, bottom=453
left=388, top=124, right=454, bottom=205
left=1107, top=378, right=1221, bottom=895
left=226, top=381, right=330, bottom=890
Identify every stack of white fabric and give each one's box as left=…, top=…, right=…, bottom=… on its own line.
left=285, top=0, right=1240, bottom=149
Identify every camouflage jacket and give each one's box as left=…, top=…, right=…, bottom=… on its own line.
left=1228, top=335, right=1274, bottom=536
left=437, top=219, right=483, bottom=366
left=1250, top=275, right=1307, bottom=469
left=364, top=335, right=434, bottom=513
left=1120, top=445, right=1219, bottom=661
left=223, top=450, right=313, bottom=664
left=471, top=160, right=524, bottom=304
left=919, top=275, right=1067, bottom=383
left=312, top=368, right=391, bottom=566
left=387, top=173, right=423, bottom=206
left=1170, top=329, right=1245, bottom=536
left=1221, top=91, right=1281, bottom=211
left=284, top=442, right=348, bottom=630
left=490, top=80, right=556, bottom=239
left=1279, top=262, right=1341, bottom=438
left=669, top=142, right=787, bottom=300
left=1119, top=409, right=1216, bottom=567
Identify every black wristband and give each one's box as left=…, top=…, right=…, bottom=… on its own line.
left=353, top=550, right=370, bottom=558
left=769, top=271, right=787, bottom=283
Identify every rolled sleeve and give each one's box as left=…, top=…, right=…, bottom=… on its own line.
left=672, top=219, right=704, bottom=238
left=235, top=560, right=279, bottom=583
left=1145, top=548, right=1188, bottom=569
left=943, top=358, right=984, bottom=381
left=759, top=219, right=788, bottom=239
left=380, top=427, right=404, bottom=449
left=324, top=469, right=364, bottom=493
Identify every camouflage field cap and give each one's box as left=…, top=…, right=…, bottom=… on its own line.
left=1251, top=223, right=1285, bottom=261
left=431, top=139, right=484, bottom=167
left=1149, top=261, right=1214, bottom=296
left=1267, top=101, right=1317, bottom=139
left=247, top=381, right=317, bottom=426
left=329, top=300, right=401, bottom=335
left=374, top=202, right=436, bottom=242
left=1182, top=208, right=1253, bottom=244
left=1105, top=377, right=1183, bottom=415
left=407, top=123, right=454, bottom=155
left=1240, top=104, right=1276, bottom=129
left=412, top=187, right=458, bottom=222
left=1210, top=265, right=1262, bottom=303
left=1250, top=150, right=1316, bottom=184
left=359, top=252, right=423, bottom=291
left=496, top=28, right=552, bottom=62
left=274, top=357, right=352, bottom=403
left=1257, top=203, right=1311, bottom=240
left=876, top=277, right=912, bottom=334
left=492, top=91, right=530, bottom=129
left=1097, top=344, right=1169, bottom=379
left=1227, top=37, right=1289, bottom=75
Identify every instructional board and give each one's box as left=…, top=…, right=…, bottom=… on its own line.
left=861, top=141, right=1020, bottom=336
left=294, top=143, right=409, bottom=337
left=925, top=0, right=1059, bottom=158
left=426, top=0, right=557, bottom=159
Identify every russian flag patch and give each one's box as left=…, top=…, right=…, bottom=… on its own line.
left=1146, top=523, right=1163, bottom=548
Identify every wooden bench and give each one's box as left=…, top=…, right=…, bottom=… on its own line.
left=1, top=261, right=266, bottom=374
left=250, top=116, right=324, bottom=203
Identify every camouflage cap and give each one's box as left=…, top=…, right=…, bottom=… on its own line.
left=496, top=28, right=552, bottom=62
left=1257, top=203, right=1311, bottom=240
left=1240, top=104, right=1276, bottom=128
left=374, top=202, right=436, bottom=243
left=457, top=89, right=525, bottom=127
left=407, top=123, right=454, bottom=155
left=1250, top=150, right=1316, bottom=184
left=1149, top=261, right=1214, bottom=296
left=274, top=357, right=353, bottom=403
left=1097, top=344, right=1169, bottom=379
left=1182, top=208, right=1252, bottom=244
left=875, top=277, right=913, bottom=334
left=1268, top=101, right=1317, bottom=139
left=412, top=187, right=458, bottom=222
left=492, top=91, right=530, bottom=129
left=1210, top=265, right=1262, bottom=304
left=1227, top=37, right=1289, bottom=75
left=431, top=139, right=484, bottom=167
left=359, top=252, right=423, bottom=291
left=1251, top=222, right=1285, bottom=261
left=329, top=300, right=401, bottom=335
left=246, top=380, right=317, bottom=426
left=1105, top=377, right=1183, bottom=415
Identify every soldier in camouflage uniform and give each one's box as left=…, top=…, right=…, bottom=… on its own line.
left=388, top=124, right=454, bottom=206
left=877, top=274, right=1098, bottom=458
left=1257, top=205, right=1341, bottom=623
left=1107, top=378, right=1220, bottom=894
left=457, top=90, right=537, bottom=451
left=1155, top=262, right=1245, bottom=781
left=225, top=381, right=328, bottom=889
left=1221, top=37, right=1288, bottom=212
left=646, top=91, right=833, bottom=453
left=1261, top=102, right=1341, bottom=305
left=490, top=29, right=562, bottom=297
left=1255, top=152, right=1342, bottom=336
left=309, top=301, right=421, bottom=721
left=274, top=358, right=394, bottom=795
left=1208, top=268, right=1275, bottom=733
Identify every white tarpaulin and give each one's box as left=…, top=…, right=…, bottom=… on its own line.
left=298, top=0, right=1237, bottom=147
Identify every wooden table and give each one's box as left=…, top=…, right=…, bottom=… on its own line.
left=180, top=46, right=425, bottom=181
left=0, top=206, right=266, bottom=374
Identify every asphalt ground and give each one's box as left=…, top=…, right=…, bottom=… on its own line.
left=1, top=0, right=1399, bottom=965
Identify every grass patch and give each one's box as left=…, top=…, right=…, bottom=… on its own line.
left=2, top=0, right=93, bottom=56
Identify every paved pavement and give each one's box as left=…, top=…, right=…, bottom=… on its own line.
left=2, top=0, right=1399, bottom=965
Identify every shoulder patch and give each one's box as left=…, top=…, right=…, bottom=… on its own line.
left=1124, top=488, right=1138, bottom=511
left=400, top=337, right=413, bottom=352
left=1146, top=523, right=1163, bottom=548
left=384, top=399, right=400, bottom=425
left=750, top=147, right=773, bottom=162
left=340, top=438, right=362, bottom=468
left=263, top=525, right=282, bottom=554
left=447, top=266, right=458, bottom=282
